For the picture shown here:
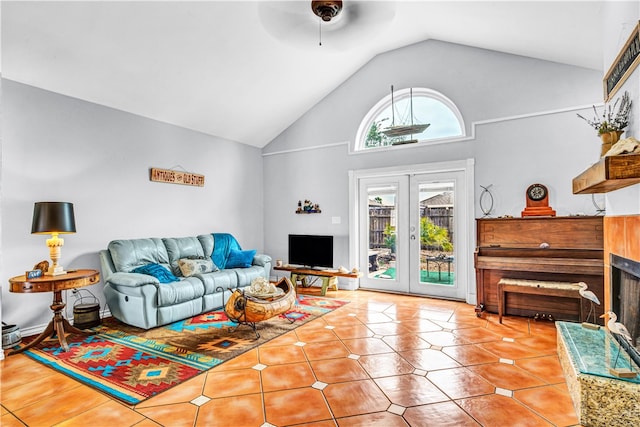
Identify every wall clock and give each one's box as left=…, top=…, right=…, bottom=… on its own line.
left=521, top=183, right=556, bottom=217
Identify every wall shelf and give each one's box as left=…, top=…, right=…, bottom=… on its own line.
left=572, top=153, right=640, bottom=194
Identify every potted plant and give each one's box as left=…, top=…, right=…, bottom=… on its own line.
left=577, top=91, right=632, bottom=156
left=383, top=224, right=396, bottom=254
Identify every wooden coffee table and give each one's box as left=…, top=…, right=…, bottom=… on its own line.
left=274, top=266, right=361, bottom=295
left=8, top=269, right=100, bottom=354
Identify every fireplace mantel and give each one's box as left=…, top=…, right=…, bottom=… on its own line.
left=572, top=153, right=640, bottom=194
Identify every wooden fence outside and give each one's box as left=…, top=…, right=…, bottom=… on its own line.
left=369, top=205, right=454, bottom=250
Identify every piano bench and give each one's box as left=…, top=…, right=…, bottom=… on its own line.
left=497, top=278, right=582, bottom=324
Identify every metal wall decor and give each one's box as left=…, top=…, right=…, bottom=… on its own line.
left=479, top=184, right=495, bottom=217
left=591, top=194, right=605, bottom=216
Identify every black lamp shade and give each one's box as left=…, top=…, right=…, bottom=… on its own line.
left=31, top=202, right=76, bottom=234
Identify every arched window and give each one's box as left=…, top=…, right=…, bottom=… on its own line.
left=355, top=88, right=465, bottom=151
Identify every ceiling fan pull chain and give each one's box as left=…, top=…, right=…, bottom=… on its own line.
left=319, top=17, right=322, bottom=46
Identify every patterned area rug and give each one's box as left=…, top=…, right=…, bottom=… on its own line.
left=22, top=294, right=349, bottom=404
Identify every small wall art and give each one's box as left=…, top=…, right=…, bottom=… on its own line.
left=150, top=167, right=205, bottom=187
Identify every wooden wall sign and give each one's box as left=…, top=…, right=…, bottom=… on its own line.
left=603, top=21, right=640, bottom=101
left=150, top=168, right=205, bottom=187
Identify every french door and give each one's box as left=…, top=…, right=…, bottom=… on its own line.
left=352, top=162, right=471, bottom=300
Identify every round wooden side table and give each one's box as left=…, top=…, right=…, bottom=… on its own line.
left=8, top=269, right=100, bottom=355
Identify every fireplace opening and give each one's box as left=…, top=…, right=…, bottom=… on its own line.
left=610, top=253, right=640, bottom=368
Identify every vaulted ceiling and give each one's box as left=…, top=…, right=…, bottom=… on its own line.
left=1, top=1, right=604, bottom=148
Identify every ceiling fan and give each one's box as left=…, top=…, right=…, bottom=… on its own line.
left=258, top=1, right=396, bottom=49
left=311, top=1, right=343, bottom=22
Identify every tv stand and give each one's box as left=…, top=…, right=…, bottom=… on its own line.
left=274, top=266, right=361, bottom=296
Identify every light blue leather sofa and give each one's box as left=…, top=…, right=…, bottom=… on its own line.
left=99, top=233, right=271, bottom=329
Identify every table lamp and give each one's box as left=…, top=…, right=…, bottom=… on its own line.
left=31, top=202, right=76, bottom=276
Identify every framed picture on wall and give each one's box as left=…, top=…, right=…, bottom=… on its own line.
left=603, top=21, right=640, bottom=102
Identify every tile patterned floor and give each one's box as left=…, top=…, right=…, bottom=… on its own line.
left=1, top=289, right=580, bottom=426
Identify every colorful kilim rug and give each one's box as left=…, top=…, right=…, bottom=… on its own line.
left=22, top=294, right=349, bottom=404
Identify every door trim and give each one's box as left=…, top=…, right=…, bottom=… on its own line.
left=349, top=159, right=476, bottom=304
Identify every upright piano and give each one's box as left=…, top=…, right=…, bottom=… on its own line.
left=474, top=216, right=604, bottom=322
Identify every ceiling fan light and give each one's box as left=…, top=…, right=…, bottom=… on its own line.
left=311, top=0, right=343, bottom=22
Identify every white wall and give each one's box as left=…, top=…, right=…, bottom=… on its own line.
left=0, top=80, right=265, bottom=331
left=602, top=0, right=640, bottom=215
left=263, top=39, right=604, bottom=276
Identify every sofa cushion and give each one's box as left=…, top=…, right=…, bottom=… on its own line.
left=156, top=276, right=205, bottom=307
left=226, top=249, right=257, bottom=268
left=234, top=265, right=268, bottom=286
left=252, top=253, right=272, bottom=267
left=178, top=257, right=218, bottom=277
left=108, top=238, right=170, bottom=273
left=197, top=234, right=214, bottom=258
left=196, top=270, right=239, bottom=294
left=131, top=263, right=180, bottom=283
left=163, top=236, right=206, bottom=276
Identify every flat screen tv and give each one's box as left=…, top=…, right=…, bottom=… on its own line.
left=288, top=234, right=333, bottom=269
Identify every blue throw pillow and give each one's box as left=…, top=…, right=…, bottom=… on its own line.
left=226, top=249, right=257, bottom=268
left=131, top=263, right=179, bottom=283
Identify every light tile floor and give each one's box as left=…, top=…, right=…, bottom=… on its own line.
left=1, top=289, right=579, bottom=426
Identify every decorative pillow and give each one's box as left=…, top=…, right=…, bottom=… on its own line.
left=131, top=263, right=179, bottom=283
left=178, top=257, right=218, bottom=277
left=225, top=249, right=257, bottom=268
